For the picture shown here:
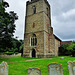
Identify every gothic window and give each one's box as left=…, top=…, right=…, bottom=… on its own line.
left=31, top=34, right=37, bottom=46
left=33, top=6, right=36, bottom=14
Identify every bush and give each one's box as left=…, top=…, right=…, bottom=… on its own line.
left=15, top=52, right=19, bottom=54
left=59, top=43, right=75, bottom=57
left=5, top=52, right=14, bottom=55
left=59, top=44, right=70, bottom=56
left=0, top=48, right=19, bottom=55
left=0, top=48, right=4, bottom=53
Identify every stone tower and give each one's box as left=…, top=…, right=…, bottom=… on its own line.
left=23, top=0, right=59, bottom=58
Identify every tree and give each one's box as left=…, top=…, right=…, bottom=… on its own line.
left=59, top=44, right=70, bottom=55
left=59, top=41, right=75, bottom=57
left=72, top=41, right=75, bottom=44
left=0, top=1, right=18, bottom=49
left=67, top=44, right=75, bottom=56
left=19, top=40, right=24, bottom=56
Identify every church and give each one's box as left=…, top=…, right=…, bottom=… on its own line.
left=23, top=0, right=61, bottom=58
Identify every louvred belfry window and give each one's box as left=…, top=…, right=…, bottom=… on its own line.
left=33, top=6, right=36, bottom=14
left=47, top=8, right=49, bottom=16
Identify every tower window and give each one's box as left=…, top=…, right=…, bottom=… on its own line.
left=33, top=6, right=36, bottom=14
left=33, top=23, right=35, bottom=28
left=31, top=34, right=37, bottom=46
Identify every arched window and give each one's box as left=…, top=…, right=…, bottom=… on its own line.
left=31, top=34, right=37, bottom=46
left=33, top=6, right=36, bottom=14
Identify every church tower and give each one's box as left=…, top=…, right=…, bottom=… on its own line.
left=23, top=0, right=56, bottom=58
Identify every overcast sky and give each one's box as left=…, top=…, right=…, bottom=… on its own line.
left=5, top=0, right=75, bottom=41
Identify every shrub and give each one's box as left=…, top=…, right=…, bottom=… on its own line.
left=59, top=44, right=70, bottom=55
left=0, top=48, right=4, bottom=53
left=15, top=52, right=19, bottom=54
left=5, top=52, right=14, bottom=55
left=59, top=43, right=75, bottom=57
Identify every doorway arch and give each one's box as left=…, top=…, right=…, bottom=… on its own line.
left=32, top=49, right=36, bottom=58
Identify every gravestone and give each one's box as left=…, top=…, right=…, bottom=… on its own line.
left=28, top=67, right=41, bottom=75
left=60, top=57, right=64, bottom=59
left=0, top=61, right=8, bottom=75
left=47, top=63, right=63, bottom=75
left=68, top=61, right=75, bottom=75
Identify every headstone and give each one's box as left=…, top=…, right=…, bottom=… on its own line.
left=60, top=57, right=64, bottom=59
left=0, top=61, right=8, bottom=75
left=47, top=63, right=63, bottom=75
left=68, top=61, right=75, bottom=75
left=28, top=67, right=41, bottom=75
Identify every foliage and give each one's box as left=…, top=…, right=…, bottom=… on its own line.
left=72, top=40, right=75, bottom=44
left=59, top=44, right=69, bottom=54
left=11, top=38, right=24, bottom=53
left=5, top=51, right=14, bottom=55
left=19, top=44, right=23, bottom=52
left=0, top=1, right=23, bottom=55
left=3, top=1, right=9, bottom=8
left=0, top=1, right=18, bottom=49
left=59, top=41, right=75, bottom=56
left=0, top=39, right=24, bottom=55
left=67, top=44, right=75, bottom=56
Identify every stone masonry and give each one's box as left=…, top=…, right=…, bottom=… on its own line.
left=23, top=0, right=61, bottom=58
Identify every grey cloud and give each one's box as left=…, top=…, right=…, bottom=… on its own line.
left=49, top=0, right=75, bottom=40
left=6, top=0, right=27, bottom=39
left=5, top=0, right=75, bottom=41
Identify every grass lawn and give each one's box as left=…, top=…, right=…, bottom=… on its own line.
left=0, top=56, right=75, bottom=75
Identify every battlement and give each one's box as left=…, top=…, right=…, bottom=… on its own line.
left=26, top=0, right=50, bottom=7
left=26, top=0, right=39, bottom=5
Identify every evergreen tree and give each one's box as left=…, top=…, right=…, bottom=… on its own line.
left=0, top=1, right=18, bottom=49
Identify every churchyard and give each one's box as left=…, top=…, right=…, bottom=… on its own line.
left=0, top=56, right=75, bottom=75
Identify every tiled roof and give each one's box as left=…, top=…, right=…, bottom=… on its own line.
left=61, top=41, right=72, bottom=45
left=53, top=34, right=61, bottom=41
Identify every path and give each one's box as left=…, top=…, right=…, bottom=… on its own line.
left=8, top=58, right=52, bottom=63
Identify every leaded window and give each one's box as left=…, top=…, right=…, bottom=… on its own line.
left=31, top=34, right=37, bottom=46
